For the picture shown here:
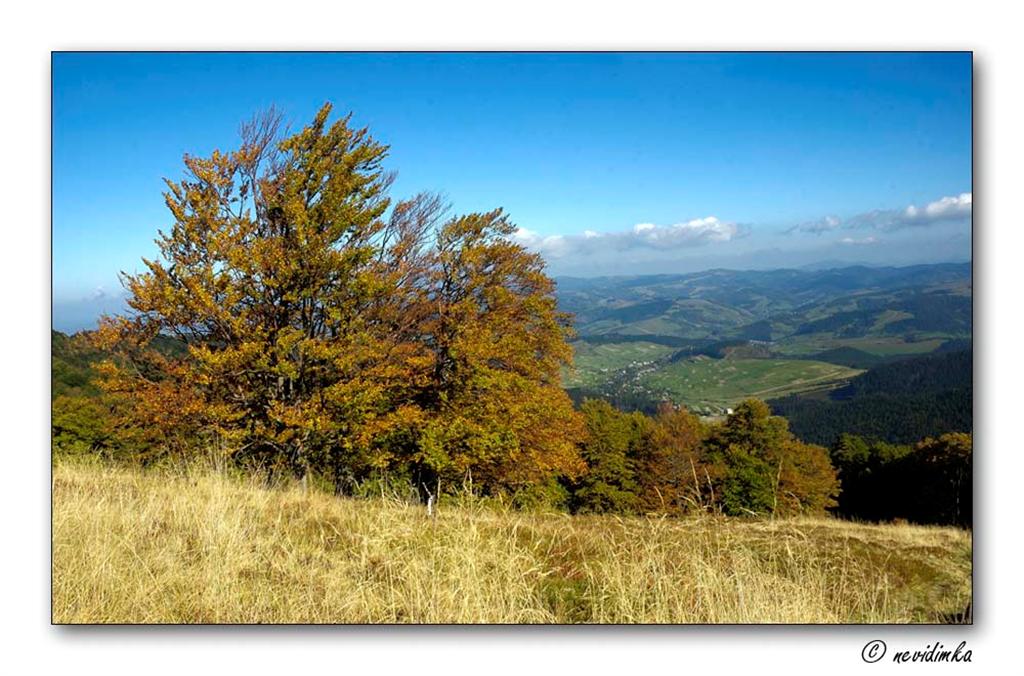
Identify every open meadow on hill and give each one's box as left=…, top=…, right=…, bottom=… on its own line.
left=562, top=340, right=679, bottom=388
left=640, top=357, right=862, bottom=412
left=52, top=460, right=972, bottom=624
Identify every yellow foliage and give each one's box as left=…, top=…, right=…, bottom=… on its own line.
left=93, top=104, right=585, bottom=495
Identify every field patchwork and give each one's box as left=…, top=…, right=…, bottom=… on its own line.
left=640, top=358, right=863, bottom=411
left=564, top=340, right=678, bottom=387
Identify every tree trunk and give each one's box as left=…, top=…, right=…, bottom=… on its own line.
left=413, top=464, right=439, bottom=505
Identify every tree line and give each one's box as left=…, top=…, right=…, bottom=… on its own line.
left=568, top=398, right=838, bottom=517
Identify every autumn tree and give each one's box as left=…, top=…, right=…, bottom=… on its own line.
left=94, top=104, right=585, bottom=497
left=703, top=400, right=839, bottom=516
left=359, top=205, right=586, bottom=500
left=633, top=403, right=706, bottom=514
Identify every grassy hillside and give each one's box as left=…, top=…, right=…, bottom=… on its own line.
left=775, top=335, right=948, bottom=358
left=564, top=340, right=678, bottom=387
left=52, top=329, right=188, bottom=399
left=51, top=330, right=104, bottom=399
left=639, top=357, right=861, bottom=413
left=53, top=460, right=972, bottom=624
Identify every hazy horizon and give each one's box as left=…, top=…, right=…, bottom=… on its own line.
left=52, top=257, right=972, bottom=334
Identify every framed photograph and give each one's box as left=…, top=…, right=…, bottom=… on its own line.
left=51, top=51, right=972, bottom=627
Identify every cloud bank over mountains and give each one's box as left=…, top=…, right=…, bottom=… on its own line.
left=510, top=191, right=972, bottom=276
left=55, top=193, right=972, bottom=333
left=53, top=289, right=128, bottom=334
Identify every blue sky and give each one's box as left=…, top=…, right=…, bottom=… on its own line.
left=53, top=52, right=972, bottom=331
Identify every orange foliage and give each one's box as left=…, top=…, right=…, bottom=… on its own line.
left=94, top=104, right=585, bottom=495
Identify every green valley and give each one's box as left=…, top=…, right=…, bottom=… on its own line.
left=558, top=263, right=972, bottom=419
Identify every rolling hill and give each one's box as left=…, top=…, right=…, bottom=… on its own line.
left=557, top=262, right=971, bottom=345
left=557, top=263, right=972, bottom=419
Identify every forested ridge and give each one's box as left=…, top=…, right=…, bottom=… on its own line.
left=769, top=348, right=972, bottom=446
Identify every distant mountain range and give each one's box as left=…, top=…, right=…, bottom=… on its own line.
left=555, top=262, right=971, bottom=347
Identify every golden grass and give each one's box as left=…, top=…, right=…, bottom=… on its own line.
left=52, top=460, right=972, bottom=624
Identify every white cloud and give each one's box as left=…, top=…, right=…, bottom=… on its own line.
left=903, top=192, right=972, bottom=224
left=511, top=191, right=970, bottom=270
left=512, top=228, right=570, bottom=256
left=512, top=216, right=745, bottom=259
left=849, top=192, right=972, bottom=231
left=630, top=216, right=741, bottom=246
left=838, top=236, right=879, bottom=246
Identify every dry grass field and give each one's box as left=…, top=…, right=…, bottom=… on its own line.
left=52, top=460, right=972, bottom=624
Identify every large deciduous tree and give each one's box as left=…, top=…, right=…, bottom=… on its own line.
left=410, top=209, right=586, bottom=497
left=94, top=104, right=584, bottom=496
